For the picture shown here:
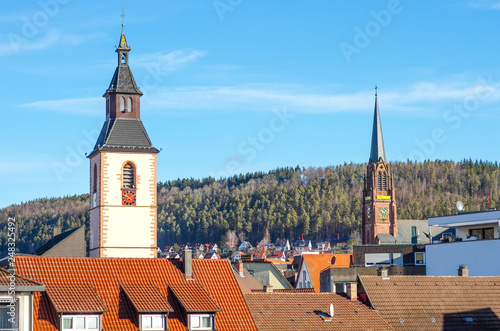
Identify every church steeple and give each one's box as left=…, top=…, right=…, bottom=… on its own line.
left=369, top=87, right=386, bottom=163
left=361, top=88, right=398, bottom=245
left=88, top=20, right=159, bottom=258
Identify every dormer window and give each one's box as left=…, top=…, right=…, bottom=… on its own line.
left=122, top=163, right=135, bottom=189
left=190, top=314, right=212, bottom=330
left=62, top=315, right=99, bottom=331
left=141, top=314, right=165, bottom=330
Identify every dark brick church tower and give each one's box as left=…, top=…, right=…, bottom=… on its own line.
left=361, top=89, right=397, bottom=244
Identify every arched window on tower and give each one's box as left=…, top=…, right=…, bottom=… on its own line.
left=377, top=172, right=382, bottom=190
left=92, top=164, right=98, bottom=208
left=382, top=172, right=387, bottom=191
left=121, top=53, right=126, bottom=64
left=120, top=97, right=126, bottom=113
left=127, top=97, right=133, bottom=113
left=122, top=163, right=135, bottom=189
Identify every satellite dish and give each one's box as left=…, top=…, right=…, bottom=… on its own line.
left=456, top=201, right=464, bottom=212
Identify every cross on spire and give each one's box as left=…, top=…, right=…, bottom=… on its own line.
left=121, top=7, right=126, bottom=25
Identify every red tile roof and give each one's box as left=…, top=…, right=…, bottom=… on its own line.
left=0, top=268, right=44, bottom=288
left=298, top=254, right=351, bottom=292
left=359, top=275, right=500, bottom=331
left=169, top=282, right=220, bottom=313
left=46, top=283, right=107, bottom=313
left=121, top=283, right=172, bottom=313
left=15, top=256, right=258, bottom=331
left=245, top=292, right=394, bottom=331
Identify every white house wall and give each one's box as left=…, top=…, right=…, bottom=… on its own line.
left=426, top=239, right=500, bottom=276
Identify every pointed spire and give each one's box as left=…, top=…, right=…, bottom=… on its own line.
left=369, top=86, right=387, bottom=163
left=117, top=8, right=130, bottom=51
left=104, top=14, right=142, bottom=96
left=117, top=24, right=131, bottom=51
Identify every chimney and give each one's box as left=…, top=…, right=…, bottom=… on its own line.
left=378, top=266, right=389, bottom=279
left=347, top=282, right=357, bottom=301
left=183, top=249, right=193, bottom=279
left=235, top=261, right=244, bottom=277
left=458, top=264, right=469, bottom=277
left=264, top=284, right=273, bottom=293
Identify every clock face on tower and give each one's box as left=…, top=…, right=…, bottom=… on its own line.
left=122, top=190, right=136, bottom=206
left=378, top=206, right=389, bottom=219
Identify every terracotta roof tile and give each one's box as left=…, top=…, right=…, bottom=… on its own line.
left=15, top=256, right=258, bottom=331
left=299, top=254, right=351, bottom=292
left=169, top=282, right=219, bottom=313
left=251, top=288, right=315, bottom=293
left=46, top=283, right=107, bottom=313
left=245, top=292, right=394, bottom=331
left=359, top=275, right=500, bottom=330
left=193, top=259, right=258, bottom=331
left=0, top=268, right=44, bottom=288
left=121, top=283, right=172, bottom=313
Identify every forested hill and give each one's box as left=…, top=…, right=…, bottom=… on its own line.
left=1, top=160, right=499, bottom=255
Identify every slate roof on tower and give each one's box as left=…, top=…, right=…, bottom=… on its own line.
left=91, top=117, right=159, bottom=154
left=105, top=64, right=143, bottom=95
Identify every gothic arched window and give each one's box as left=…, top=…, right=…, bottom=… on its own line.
left=127, top=97, right=133, bottom=113
left=93, top=164, right=97, bottom=193
left=120, top=97, right=126, bottom=113
left=122, top=162, right=135, bottom=189
left=377, top=171, right=387, bottom=191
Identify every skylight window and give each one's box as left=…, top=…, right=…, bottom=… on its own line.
left=465, top=317, right=474, bottom=322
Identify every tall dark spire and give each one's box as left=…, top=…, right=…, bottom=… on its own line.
left=369, top=87, right=386, bottom=163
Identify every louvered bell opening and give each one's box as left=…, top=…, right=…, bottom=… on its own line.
left=377, top=173, right=382, bottom=191
left=382, top=172, right=387, bottom=190
left=123, top=164, right=135, bottom=189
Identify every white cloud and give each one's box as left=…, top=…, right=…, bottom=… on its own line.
left=143, top=77, right=500, bottom=114
left=134, top=49, right=207, bottom=72
left=22, top=97, right=102, bottom=115
left=466, top=0, right=500, bottom=10
left=21, top=75, right=500, bottom=115
left=0, top=29, right=103, bottom=56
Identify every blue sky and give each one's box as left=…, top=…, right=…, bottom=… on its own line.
left=2, top=1, right=500, bottom=207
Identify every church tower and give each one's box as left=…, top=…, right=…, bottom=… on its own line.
left=88, top=24, right=159, bottom=258
left=361, top=89, right=397, bottom=245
